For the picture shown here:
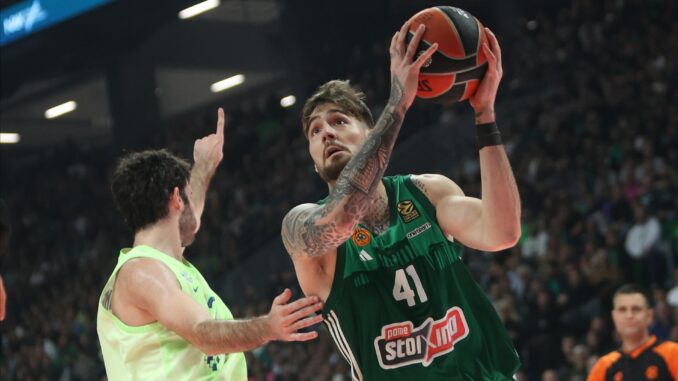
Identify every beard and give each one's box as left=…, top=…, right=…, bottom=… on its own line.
left=179, top=200, right=198, bottom=247
left=318, top=154, right=351, bottom=182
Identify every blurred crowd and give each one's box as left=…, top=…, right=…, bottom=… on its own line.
left=1, top=0, right=677, bottom=380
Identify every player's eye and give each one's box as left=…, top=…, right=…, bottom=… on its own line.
left=310, top=126, right=321, bottom=136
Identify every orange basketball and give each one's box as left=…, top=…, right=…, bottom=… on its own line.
left=406, top=6, right=488, bottom=103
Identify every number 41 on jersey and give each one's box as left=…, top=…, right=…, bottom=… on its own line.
left=393, top=265, right=428, bottom=307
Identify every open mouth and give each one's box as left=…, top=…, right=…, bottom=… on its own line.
left=325, top=145, right=345, bottom=159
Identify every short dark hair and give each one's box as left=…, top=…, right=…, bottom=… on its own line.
left=111, top=149, right=191, bottom=232
left=301, top=80, right=374, bottom=137
left=613, top=284, right=653, bottom=309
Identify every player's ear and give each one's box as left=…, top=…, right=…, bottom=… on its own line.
left=314, top=165, right=319, bottom=173
left=169, top=187, right=182, bottom=211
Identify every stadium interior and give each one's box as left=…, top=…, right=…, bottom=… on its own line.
left=1, top=0, right=676, bottom=380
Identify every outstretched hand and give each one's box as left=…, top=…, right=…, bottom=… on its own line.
left=265, top=288, right=324, bottom=342
left=389, top=22, right=438, bottom=109
left=193, top=108, right=225, bottom=175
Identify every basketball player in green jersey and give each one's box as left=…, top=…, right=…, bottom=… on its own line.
left=97, top=108, right=324, bottom=380
left=281, top=22, right=521, bottom=380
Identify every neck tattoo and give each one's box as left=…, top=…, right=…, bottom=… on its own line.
left=362, top=193, right=390, bottom=235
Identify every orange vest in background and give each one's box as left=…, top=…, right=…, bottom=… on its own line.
left=587, top=336, right=678, bottom=381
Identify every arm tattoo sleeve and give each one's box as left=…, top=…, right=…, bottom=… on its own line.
left=282, top=78, right=408, bottom=257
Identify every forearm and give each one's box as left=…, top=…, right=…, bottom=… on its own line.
left=324, top=82, right=406, bottom=222
left=193, top=316, right=270, bottom=355
left=187, top=162, right=214, bottom=222
left=479, top=145, right=521, bottom=247
left=282, top=80, right=408, bottom=257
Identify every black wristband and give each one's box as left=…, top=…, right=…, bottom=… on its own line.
left=477, top=122, right=502, bottom=149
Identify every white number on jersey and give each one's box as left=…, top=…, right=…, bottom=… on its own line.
left=392, top=265, right=428, bottom=306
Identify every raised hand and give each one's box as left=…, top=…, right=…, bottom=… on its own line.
left=186, top=108, right=226, bottom=233
left=264, top=288, right=324, bottom=342
left=470, top=28, right=503, bottom=123
left=389, top=22, right=438, bottom=109
left=193, top=108, right=226, bottom=176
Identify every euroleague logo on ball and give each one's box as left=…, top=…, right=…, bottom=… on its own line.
left=406, top=6, right=488, bottom=103
left=451, top=7, right=469, bottom=18
left=417, top=50, right=433, bottom=68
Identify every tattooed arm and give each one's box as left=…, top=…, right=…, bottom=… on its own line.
left=282, top=23, right=439, bottom=259
left=281, top=78, right=404, bottom=258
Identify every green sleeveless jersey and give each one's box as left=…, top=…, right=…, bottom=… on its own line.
left=96, top=245, right=247, bottom=381
left=321, top=175, right=520, bottom=380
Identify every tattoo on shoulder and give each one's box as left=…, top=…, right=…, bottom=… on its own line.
left=411, top=176, right=428, bottom=196
left=282, top=206, right=348, bottom=258
left=281, top=206, right=313, bottom=256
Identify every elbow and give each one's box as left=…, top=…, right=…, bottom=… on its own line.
left=196, top=339, right=229, bottom=357
left=189, top=336, right=218, bottom=356
left=191, top=322, right=220, bottom=356
left=502, top=223, right=522, bottom=248
left=487, top=224, right=521, bottom=252
left=499, top=214, right=522, bottom=248
left=337, top=221, right=358, bottom=239
left=322, top=212, right=358, bottom=240
left=506, top=223, right=522, bottom=247
left=201, top=346, right=222, bottom=356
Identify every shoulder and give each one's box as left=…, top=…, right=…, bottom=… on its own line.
left=655, top=341, right=678, bottom=379
left=281, top=203, right=325, bottom=257
left=588, top=351, right=621, bottom=380
left=116, top=258, right=180, bottom=301
left=654, top=340, right=678, bottom=359
left=597, top=350, right=621, bottom=365
left=283, top=203, right=322, bottom=223
left=281, top=203, right=323, bottom=242
left=410, top=174, right=464, bottom=204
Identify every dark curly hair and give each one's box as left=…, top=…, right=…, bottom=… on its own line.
left=111, top=149, right=191, bottom=232
left=301, top=80, right=374, bottom=137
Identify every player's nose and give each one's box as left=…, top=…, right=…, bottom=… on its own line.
left=321, top=124, right=337, bottom=144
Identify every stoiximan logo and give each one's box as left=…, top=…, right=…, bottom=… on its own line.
left=374, top=306, right=469, bottom=369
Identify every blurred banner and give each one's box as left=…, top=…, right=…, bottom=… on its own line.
left=0, top=0, right=112, bottom=46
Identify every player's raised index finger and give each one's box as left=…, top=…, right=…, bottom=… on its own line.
left=216, top=108, right=225, bottom=136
